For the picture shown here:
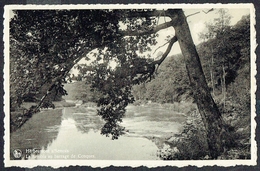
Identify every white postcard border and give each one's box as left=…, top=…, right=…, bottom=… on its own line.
left=3, top=3, right=257, bottom=168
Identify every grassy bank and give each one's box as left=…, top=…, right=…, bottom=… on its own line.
left=10, top=108, right=64, bottom=160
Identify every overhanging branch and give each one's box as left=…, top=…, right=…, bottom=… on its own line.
left=119, top=9, right=181, bottom=37
left=125, top=9, right=171, bottom=18
left=153, top=35, right=178, bottom=66
left=119, top=20, right=174, bottom=37
left=131, top=36, right=177, bottom=84
left=153, top=39, right=171, bottom=55
left=186, top=11, right=200, bottom=18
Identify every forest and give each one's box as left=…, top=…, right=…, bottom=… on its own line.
left=9, top=8, right=251, bottom=160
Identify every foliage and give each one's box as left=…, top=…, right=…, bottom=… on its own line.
left=10, top=10, right=90, bottom=109
left=197, top=14, right=251, bottom=132
left=132, top=54, right=192, bottom=103
left=157, top=110, right=209, bottom=160
left=64, top=74, right=103, bottom=103
left=158, top=105, right=249, bottom=160
left=198, top=11, right=250, bottom=97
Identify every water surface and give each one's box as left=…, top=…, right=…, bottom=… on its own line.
left=30, top=104, right=186, bottom=160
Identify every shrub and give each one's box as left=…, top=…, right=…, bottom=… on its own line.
left=157, top=110, right=210, bottom=160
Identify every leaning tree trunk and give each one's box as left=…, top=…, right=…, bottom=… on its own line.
left=170, top=9, right=231, bottom=159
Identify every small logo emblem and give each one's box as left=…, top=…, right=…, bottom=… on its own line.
left=13, top=149, right=22, bottom=159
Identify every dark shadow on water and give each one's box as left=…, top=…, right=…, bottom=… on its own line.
left=10, top=109, right=64, bottom=160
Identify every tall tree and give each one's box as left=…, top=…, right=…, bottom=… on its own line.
left=199, top=9, right=232, bottom=109
left=10, top=9, right=233, bottom=158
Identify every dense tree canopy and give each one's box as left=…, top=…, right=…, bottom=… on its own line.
left=10, top=9, right=174, bottom=136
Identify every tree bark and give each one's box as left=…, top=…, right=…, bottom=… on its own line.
left=170, top=9, right=230, bottom=158
left=222, top=64, right=226, bottom=110
left=210, top=45, right=215, bottom=97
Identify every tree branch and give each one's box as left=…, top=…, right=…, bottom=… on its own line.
left=186, top=11, right=200, bottom=18
left=131, top=36, right=177, bottom=84
left=202, top=8, right=214, bottom=14
left=186, top=9, right=214, bottom=18
left=125, top=9, right=171, bottom=18
left=119, top=9, right=181, bottom=37
left=153, top=39, right=171, bottom=55
left=153, top=35, right=178, bottom=66
left=119, top=20, right=174, bottom=37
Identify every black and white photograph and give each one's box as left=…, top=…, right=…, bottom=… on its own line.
left=3, top=4, right=257, bottom=168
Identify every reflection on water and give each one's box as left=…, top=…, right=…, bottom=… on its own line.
left=73, top=107, right=104, bottom=134
left=31, top=108, right=158, bottom=160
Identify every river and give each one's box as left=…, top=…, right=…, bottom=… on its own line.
left=30, top=102, right=186, bottom=160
